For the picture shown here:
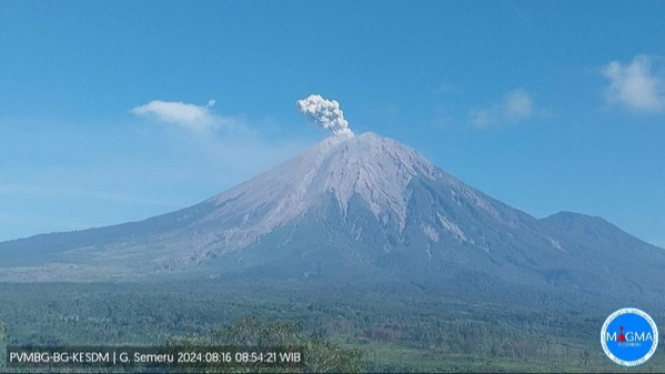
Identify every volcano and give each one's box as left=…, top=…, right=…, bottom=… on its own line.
left=1, top=132, right=664, bottom=306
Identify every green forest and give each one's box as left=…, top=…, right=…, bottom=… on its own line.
left=0, top=281, right=663, bottom=373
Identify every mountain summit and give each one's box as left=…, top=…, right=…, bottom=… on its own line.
left=203, top=132, right=443, bottom=249
left=1, top=132, right=664, bottom=306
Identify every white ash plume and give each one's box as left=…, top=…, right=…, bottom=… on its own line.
left=296, top=94, right=353, bottom=137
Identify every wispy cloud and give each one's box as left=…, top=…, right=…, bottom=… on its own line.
left=469, top=88, right=542, bottom=129
left=602, top=55, right=664, bottom=113
left=434, top=82, right=458, bottom=95
left=0, top=111, right=312, bottom=241
left=0, top=184, right=182, bottom=208
left=129, top=98, right=310, bottom=185
left=131, top=99, right=240, bottom=132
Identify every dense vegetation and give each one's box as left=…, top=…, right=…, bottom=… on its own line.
left=0, top=281, right=663, bottom=373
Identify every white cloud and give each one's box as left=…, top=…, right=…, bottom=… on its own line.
left=470, top=88, right=538, bottom=129
left=131, top=99, right=237, bottom=132
left=602, top=55, right=664, bottom=113
left=504, top=89, right=534, bottom=121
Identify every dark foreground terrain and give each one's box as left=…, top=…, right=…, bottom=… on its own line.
left=0, top=281, right=663, bottom=373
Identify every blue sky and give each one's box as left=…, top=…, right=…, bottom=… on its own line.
left=1, top=1, right=664, bottom=247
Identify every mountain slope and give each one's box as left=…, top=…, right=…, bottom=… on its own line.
left=540, top=211, right=665, bottom=297
left=0, top=132, right=663, bottom=306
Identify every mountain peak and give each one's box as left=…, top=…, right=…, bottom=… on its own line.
left=355, top=131, right=381, bottom=140
left=542, top=211, right=610, bottom=228
left=316, top=131, right=403, bottom=152
left=202, top=132, right=446, bottom=248
left=315, top=132, right=441, bottom=223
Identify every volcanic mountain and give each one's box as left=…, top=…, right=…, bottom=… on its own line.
left=1, top=132, right=664, bottom=305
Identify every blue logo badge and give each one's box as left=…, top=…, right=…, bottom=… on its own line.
left=601, top=307, right=659, bottom=366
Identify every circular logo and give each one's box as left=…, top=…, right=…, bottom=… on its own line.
left=600, top=307, right=659, bottom=366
